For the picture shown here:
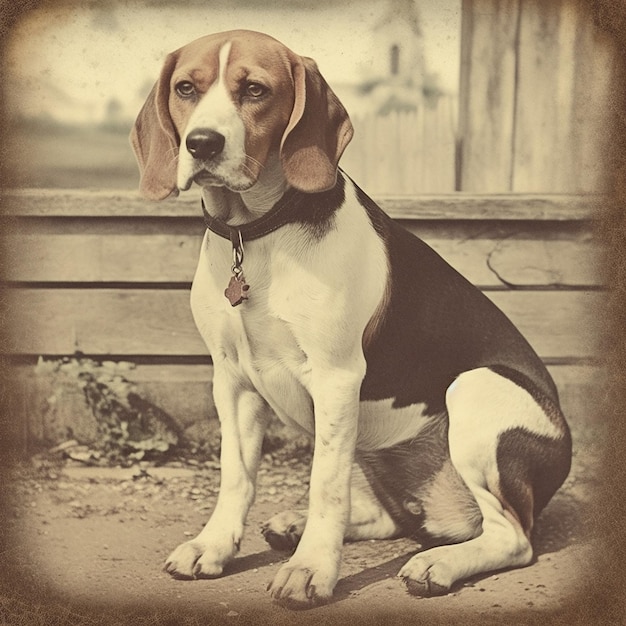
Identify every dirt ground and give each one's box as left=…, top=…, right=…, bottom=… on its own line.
left=0, top=415, right=620, bottom=626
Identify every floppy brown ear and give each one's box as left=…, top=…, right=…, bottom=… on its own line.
left=130, top=53, right=180, bottom=200
left=280, top=56, right=353, bottom=193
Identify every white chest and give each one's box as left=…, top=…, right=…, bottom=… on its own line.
left=190, top=191, right=426, bottom=449
left=190, top=231, right=318, bottom=434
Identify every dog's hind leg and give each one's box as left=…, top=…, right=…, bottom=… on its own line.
left=347, top=464, right=401, bottom=540
left=262, top=411, right=482, bottom=551
left=398, top=368, right=571, bottom=596
left=261, top=463, right=399, bottom=551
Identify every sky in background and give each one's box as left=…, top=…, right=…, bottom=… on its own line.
left=4, top=0, right=461, bottom=125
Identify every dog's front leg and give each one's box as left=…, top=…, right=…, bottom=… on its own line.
left=268, top=362, right=363, bottom=608
left=165, top=363, right=271, bottom=579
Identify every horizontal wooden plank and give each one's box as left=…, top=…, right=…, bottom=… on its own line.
left=1, top=188, right=603, bottom=220
left=1, top=226, right=601, bottom=288
left=2, top=362, right=605, bottom=449
left=379, top=193, right=605, bottom=221
left=467, top=237, right=600, bottom=287
left=401, top=229, right=601, bottom=288
left=2, top=288, right=603, bottom=359
left=1, top=233, right=202, bottom=283
left=485, top=290, right=602, bottom=359
left=2, top=289, right=202, bottom=356
left=126, top=362, right=609, bottom=427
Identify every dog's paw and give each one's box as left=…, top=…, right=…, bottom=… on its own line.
left=397, top=550, right=456, bottom=597
left=267, top=555, right=338, bottom=609
left=164, top=536, right=237, bottom=580
left=261, top=510, right=306, bottom=552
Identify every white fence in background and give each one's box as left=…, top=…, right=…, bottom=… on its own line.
left=340, top=95, right=458, bottom=195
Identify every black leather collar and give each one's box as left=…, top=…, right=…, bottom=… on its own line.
left=201, top=188, right=302, bottom=246
left=200, top=177, right=345, bottom=306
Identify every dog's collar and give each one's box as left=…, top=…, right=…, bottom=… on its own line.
left=201, top=189, right=302, bottom=307
left=200, top=177, right=344, bottom=307
left=201, top=188, right=302, bottom=245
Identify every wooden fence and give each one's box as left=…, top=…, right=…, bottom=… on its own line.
left=458, top=0, right=616, bottom=193
left=0, top=0, right=616, bottom=454
left=340, top=0, right=616, bottom=196
left=0, top=190, right=605, bottom=452
left=340, top=97, right=457, bottom=195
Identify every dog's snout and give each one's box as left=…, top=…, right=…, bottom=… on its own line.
left=186, top=129, right=226, bottom=160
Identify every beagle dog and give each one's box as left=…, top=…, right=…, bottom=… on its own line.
left=131, top=30, right=571, bottom=608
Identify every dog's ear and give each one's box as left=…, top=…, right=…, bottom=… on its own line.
left=280, top=56, right=353, bottom=193
left=130, top=53, right=180, bottom=200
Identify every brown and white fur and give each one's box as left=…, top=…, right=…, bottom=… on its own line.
left=131, top=30, right=571, bottom=609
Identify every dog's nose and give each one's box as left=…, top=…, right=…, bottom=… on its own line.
left=186, top=129, right=225, bottom=160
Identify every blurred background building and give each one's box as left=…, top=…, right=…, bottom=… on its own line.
left=3, top=0, right=461, bottom=193
left=3, top=0, right=616, bottom=194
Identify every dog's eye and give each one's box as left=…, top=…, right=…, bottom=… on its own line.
left=245, top=82, right=267, bottom=98
left=175, top=81, right=196, bottom=99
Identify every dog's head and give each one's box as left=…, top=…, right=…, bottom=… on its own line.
left=131, top=30, right=353, bottom=201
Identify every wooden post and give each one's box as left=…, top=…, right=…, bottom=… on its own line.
left=458, top=0, right=520, bottom=192
left=458, top=0, right=616, bottom=193
left=512, top=0, right=615, bottom=192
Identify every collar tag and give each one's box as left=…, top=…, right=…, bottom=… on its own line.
left=224, top=230, right=249, bottom=306
left=201, top=193, right=299, bottom=307
left=224, top=273, right=250, bottom=307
